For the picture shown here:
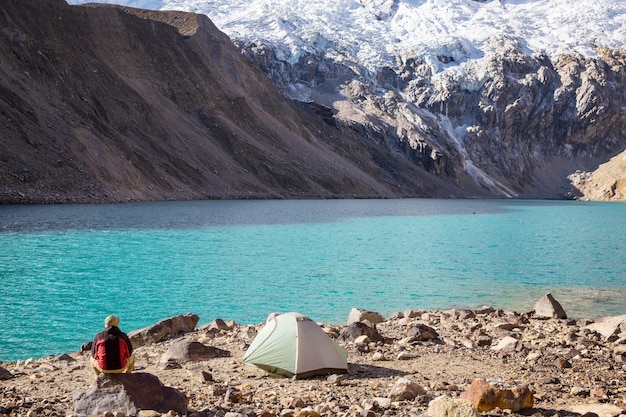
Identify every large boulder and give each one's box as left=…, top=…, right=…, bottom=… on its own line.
left=585, top=314, right=626, bottom=339
left=199, top=318, right=234, bottom=333
left=74, top=372, right=188, bottom=416
left=387, top=377, right=427, bottom=401
left=128, top=313, right=199, bottom=348
left=0, top=366, right=13, bottom=380
left=347, top=308, right=385, bottom=326
left=406, top=323, right=439, bottom=341
left=159, top=340, right=230, bottom=366
left=534, top=293, right=567, bottom=319
left=490, top=336, right=522, bottom=353
left=338, top=322, right=384, bottom=343
left=460, top=378, right=534, bottom=412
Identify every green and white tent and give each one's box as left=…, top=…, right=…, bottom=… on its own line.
left=242, top=312, right=348, bottom=379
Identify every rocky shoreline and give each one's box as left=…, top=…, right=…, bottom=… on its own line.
left=2, top=295, right=626, bottom=417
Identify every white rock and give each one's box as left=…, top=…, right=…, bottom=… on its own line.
left=347, top=308, right=385, bottom=325
left=372, top=397, right=391, bottom=409
left=567, top=404, right=624, bottom=417
left=397, top=351, right=416, bottom=360
left=491, top=336, right=520, bottom=352
left=586, top=315, right=626, bottom=339
left=534, top=293, right=567, bottom=319
left=428, top=396, right=480, bottom=417
left=388, top=377, right=426, bottom=401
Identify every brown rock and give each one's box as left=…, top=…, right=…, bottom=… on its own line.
left=8, top=304, right=626, bottom=417
left=460, top=378, right=534, bottom=412
left=137, top=411, right=160, bottom=417
left=338, top=322, right=383, bottom=343
left=556, top=358, right=572, bottom=369
left=0, top=367, right=13, bottom=380
left=200, top=318, right=233, bottom=333
left=591, top=387, right=608, bottom=399
left=128, top=314, right=200, bottom=348
left=406, top=323, right=439, bottom=341
left=280, top=397, right=305, bottom=409
left=159, top=340, right=230, bottom=365
left=224, top=387, right=243, bottom=403
left=476, top=335, right=493, bottom=347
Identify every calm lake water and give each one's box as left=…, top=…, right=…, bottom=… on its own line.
left=1, top=198, right=625, bottom=361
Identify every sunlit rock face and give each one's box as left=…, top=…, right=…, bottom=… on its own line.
left=238, top=37, right=626, bottom=199
left=197, top=0, right=626, bottom=200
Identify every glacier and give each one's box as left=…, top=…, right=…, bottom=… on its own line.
left=66, top=0, right=626, bottom=74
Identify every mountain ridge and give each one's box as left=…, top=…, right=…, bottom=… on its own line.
left=1, top=0, right=489, bottom=204
left=3, top=0, right=626, bottom=202
left=65, top=0, right=626, bottom=201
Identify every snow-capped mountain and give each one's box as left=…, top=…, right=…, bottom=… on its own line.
left=67, top=0, right=625, bottom=67
left=66, top=0, right=626, bottom=200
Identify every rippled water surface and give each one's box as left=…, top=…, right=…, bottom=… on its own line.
left=1, top=199, right=625, bottom=361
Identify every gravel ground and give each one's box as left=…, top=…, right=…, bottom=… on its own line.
left=2, top=306, right=626, bottom=417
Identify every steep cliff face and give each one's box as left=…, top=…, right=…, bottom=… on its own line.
left=237, top=38, right=626, bottom=200
left=1, top=0, right=488, bottom=204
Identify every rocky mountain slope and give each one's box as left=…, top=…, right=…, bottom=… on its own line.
left=221, top=3, right=626, bottom=201
left=68, top=0, right=626, bottom=202
left=2, top=0, right=626, bottom=203
left=1, top=0, right=488, bottom=204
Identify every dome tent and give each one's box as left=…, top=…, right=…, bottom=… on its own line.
left=243, top=312, right=348, bottom=379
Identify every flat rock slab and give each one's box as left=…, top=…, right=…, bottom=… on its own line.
left=567, top=403, right=624, bottom=417
left=585, top=314, right=626, bottom=339
left=160, top=340, right=230, bottom=364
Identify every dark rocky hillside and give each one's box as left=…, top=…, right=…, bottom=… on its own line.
left=0, top=0, right=489, bottom=204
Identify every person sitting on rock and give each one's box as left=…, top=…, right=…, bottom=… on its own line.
left=90, top=315, right=135, bottom=375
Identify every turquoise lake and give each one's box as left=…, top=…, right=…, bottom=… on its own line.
left=1, top=198, right=625, bottom=361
